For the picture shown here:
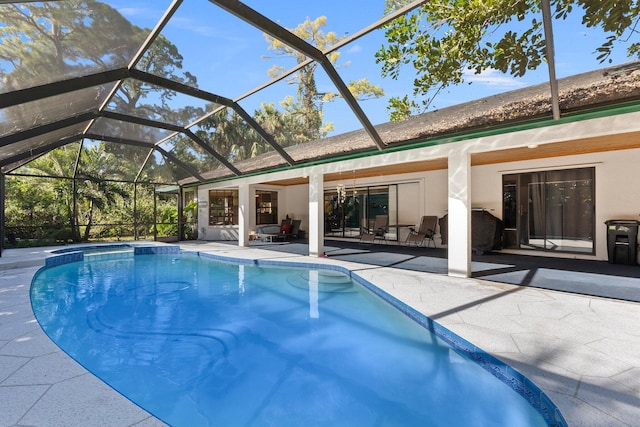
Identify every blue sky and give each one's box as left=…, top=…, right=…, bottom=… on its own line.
left=111, top=0, right=634, bottom=134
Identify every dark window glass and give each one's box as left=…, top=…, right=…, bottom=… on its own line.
left=256, top=190, right=278, bottom=225
left=209, top=190, right=238, bottom=225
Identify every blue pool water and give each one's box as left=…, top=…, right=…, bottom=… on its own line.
left=31, top=251, right=565, bottom=426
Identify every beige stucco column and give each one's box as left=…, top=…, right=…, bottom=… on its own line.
left=237, top=182, right=250, bottom=247
left=308, top=171, right=325, bottom=257
left=447, top=149, right=472, bottom=277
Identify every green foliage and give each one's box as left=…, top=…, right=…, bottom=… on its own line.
left=387, top=95, right=420, bottom=122
left=114, top=32, right=203, bottom=125
left=5, top=174, right=75, bottom=246
left=0, top=1, right=207, bottom=184
left=5, top=147, right=166, bottom=245
left=183, top=200, right=198, bottom=222
left=197, top=16, right=386, bottom=162
left=377, top=0, right=640, bottom=120
left=0, top=1, right=139, bottom=88
left=182, top=200, right=198, bottom=240
left=5, top=176, right=58, bottom=227
left=263, top=16, right=384, bottom=142
left=254, top=102, right=303, bottom=148
left=75, top=145, right=131, bottom=241
left=0, top=1, right=199, bottom=245
left=197, top=108, right=264, bottom=162
left=166, top=134, right=219, bottom=177
left=156, top=198, right=178, bottom=237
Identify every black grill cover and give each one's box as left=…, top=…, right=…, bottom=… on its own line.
left=439, top=210, right=504, bottom=254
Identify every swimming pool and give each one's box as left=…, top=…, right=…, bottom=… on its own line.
left=31, top=247, right=567, bottom=426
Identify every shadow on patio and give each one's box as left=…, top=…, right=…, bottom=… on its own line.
left=257, top=239, right=640, bottom=303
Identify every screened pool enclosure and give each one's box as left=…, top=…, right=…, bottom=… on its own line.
left=1, top=0, right=638, bottom=250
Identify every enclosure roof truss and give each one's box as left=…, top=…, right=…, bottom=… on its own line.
left=4, top=0, right=618, bottom=187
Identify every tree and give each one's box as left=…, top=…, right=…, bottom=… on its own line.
left=20, top=146, right=79, bottom=240
left=0, top=1, right=138, bottom=89
left=4, top=176, right=58, bottom=229
left=0, top=1, right=205, bottom=183
left=110, top=34, right=201, bottom=124
left=0, top=1, right=141, bottom=137
left=196, top=17, right=385, bottom=164
left=264, top=16, right=384, bottom=142
left=13, top=143, right=132, bottom=242
left=198, top=104, right=300, bottom=164
left=376, top=0, right=640, bottom=120
left=76, top=145, right=129, bottom=241
left=132, top=184, right=157, bottom=239
left=0, top=1, right=198, bottom=243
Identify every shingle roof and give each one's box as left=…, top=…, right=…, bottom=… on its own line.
left=192, top=61, right=640, bottom=184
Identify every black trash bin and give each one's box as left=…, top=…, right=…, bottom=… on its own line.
left=605, top=220, right=639, bottom=265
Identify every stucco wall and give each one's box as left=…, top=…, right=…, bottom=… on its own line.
left=196, top=146, right=640, bottom=259
left=320, top=147, right=640, bottom=259
left=197, top=183, right=307, bottom=240
left=282, top=184, right=308, bottom=235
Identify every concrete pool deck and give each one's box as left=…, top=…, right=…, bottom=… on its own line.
left=1, top=242, right=639, bottom=426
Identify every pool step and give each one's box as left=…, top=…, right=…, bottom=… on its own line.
left=84, top=250, right=134, bottom=262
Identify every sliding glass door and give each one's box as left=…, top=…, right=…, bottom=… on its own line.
left=324, top=186, right=368, bottom=238
left=324, top=185, right=393, bottom=239
left=503, top=167, right=595, bottom=254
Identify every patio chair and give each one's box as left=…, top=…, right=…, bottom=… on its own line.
left=405, top=215, right=437, bottom=247
left=360, top=215, right=388, bottom=244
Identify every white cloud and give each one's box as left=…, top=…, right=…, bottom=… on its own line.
left=463, top=68, right=525, bottom=88
left=170, top=16, right=219, bottom=38
left=117, top=7, right=157, bottom=18
left=347, top=44, right=363, bottom=54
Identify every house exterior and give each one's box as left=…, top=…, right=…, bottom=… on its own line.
left=195, top=61, right=640, bottom=278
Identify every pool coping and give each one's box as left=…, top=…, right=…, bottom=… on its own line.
left=46, top=243, right=180, bottom=266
